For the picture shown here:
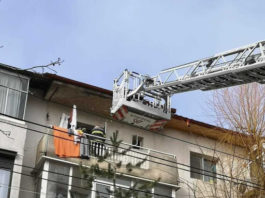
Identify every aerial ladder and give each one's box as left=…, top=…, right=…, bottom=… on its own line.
left=111, top=40, right=265, bottom=130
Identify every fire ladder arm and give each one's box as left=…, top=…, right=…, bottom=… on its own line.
left=143, top=40, right=265, bottom=95
left=111, top=40, right=265, bottom=124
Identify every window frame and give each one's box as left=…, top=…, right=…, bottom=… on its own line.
left=190, top=152, right=217, bottom=182
left=0, top=69, right=29, bottom=119
left=39, top=159, right=177, bottom=198
left=132, top=135, right=144, bottom=149
left=0, top=149, right=16, bottom=198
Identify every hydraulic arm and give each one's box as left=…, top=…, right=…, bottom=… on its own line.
left=111, top=40, right=265, bottom=130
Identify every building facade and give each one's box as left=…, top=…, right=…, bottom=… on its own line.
left=0, top=64, right=252, bottom=198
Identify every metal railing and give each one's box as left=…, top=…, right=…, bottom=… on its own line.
left=36, top=131, right=176, bottom=170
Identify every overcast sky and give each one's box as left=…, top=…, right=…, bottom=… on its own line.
left=1, top=0, right=265, bottom=124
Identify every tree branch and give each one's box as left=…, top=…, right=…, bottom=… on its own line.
left=23, top=57, right=64, bottom=74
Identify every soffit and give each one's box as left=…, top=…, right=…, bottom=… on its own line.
left=45, top=81, right=112, bottom=117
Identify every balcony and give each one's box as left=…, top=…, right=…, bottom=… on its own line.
left=36, top=127, right=179, bottom=185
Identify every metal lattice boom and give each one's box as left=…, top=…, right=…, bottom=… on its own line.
left=146, top=40, right=265, bottom=95
left=111, top=40, right=265, bottom=125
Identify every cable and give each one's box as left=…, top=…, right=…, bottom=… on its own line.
left=0, top=165, right=113, bottom=198
left=0, top=159, right=263, bottom=198
left=0, top=183, right=48, bottom=197
left=26, top=91, right=251, bottom=162
left=0, top=110, right=253, bottom=164
left=0, top=117, right=260, bottom=188
left=0, top=122, right=258, bottom=191
left=0, top=118, right=257, bottom=187
left=0, top=164, right=172, bottom=198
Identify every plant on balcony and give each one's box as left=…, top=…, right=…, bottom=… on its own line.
left=74, top=131, right=160, bottom=198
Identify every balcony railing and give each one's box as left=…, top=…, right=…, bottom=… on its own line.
left=36, top=128, right=179, bottom=185
left=79, top=136, right=151, bottom=169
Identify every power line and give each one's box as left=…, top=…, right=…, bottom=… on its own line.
left=0, top=111, right=252, bottom=163
left=0, top=118, right=261, bottom=190
left=0, top=158, right=263, bottom=198
left=0, top=163, right=172, bottom=198
left=0, top=117, right=260, bottom=188
left=26, top=91, right=250, bottom=162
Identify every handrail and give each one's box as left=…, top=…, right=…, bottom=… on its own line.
left=83, top=132, right=176, bottom=159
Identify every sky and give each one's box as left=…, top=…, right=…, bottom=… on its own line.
left=0, top=0, right=265, bottom=124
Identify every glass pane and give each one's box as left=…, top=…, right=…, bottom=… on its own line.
left=96, top=184, right=110, bottom=198
left=138, top=137, right=144, bottom=147
left=0, top=169, right=11, bottom=198
left=190, top=153, right=202, bottom=179
left=154, top=184, right=172, bottom=198
left=18, top=92, right=26, bottom=119
left=135, top=181, right=152, bottom=198
left=0, top=72, right=28, bottom=91
left=203, top=159, right=216, bottom=183
left=20, top=78, right=28, bottom=92
left=116, top=176, right=131, bottom=186
left=132, top=136, right=137, bottom=146
left=47, top=162, right=70, bottom=198
left=0, top=155, right=14, bottom=169
left=5, top=74, right=22, bottom=90
left=0, top=86, right=7, bottom=114
left=35, top=173, right=42, bottom=198
left=132, top=135, right=143, bottom=149
left=0, top=72, right=9, bottom=87
left=72, top=167, right=91, bottom=198
left=6, top=89, right=21, bottom=118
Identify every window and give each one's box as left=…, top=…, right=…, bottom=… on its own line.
left=47, top=162, right=70, bottom=198
left=190, top=152, right=217, bottom=182
left=96, top=183, right=110, bottom=198
left=0, top=71, right=29, bottom=119
left=0, top=150, right=16, bottom=198
left=71, top=167, right=91, bottom=198
left=94, top=177, right=131, bottom=198
left=77, top=122, right=95, bottom=134
left=154, top=184, right=172, bottom=198
left=132, top=135, right=143, bottom=149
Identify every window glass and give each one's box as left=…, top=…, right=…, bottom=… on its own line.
left=6, top=89, right=21, bottom=118
left=18, top=92, right=27, bottom=119
left=0, top=151, right=15, bottom=198
left=47, top=162, right=70, bottom=198
left=20, top=78, right=28, bottom=92
left=0, top=72, right=22, bottom=90
left=0, top=169, right=11, bottom=198
left=35, top=173, right=42, bottom=198
left=154, top=184, right=172, bottom=198
left=204, top=159, right=216, bottom=183
left=0, top=86, right=7, bottom=114
left=190, top=152, right=217, bottom=182
left=190, top=153, right=202, bottom=179
left=134, top=181, right=152, bottom=198
left=0, top=71, right=28, bottom=119
left=132, top=135, right=144, bottom=149
left=116, top=176, right=131, bottom=187
left=71, top=167, right=91, bottom=198
left=76, top=122, right=94, bottom=133
left=96, top=183, right=110, bottom=198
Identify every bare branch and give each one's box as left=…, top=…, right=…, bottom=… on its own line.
left=23, top=57, right=64, bottom=74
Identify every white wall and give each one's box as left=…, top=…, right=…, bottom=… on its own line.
left=20, top=93, right=247, bottom=198
left=0, top=116, right=27, bottom=198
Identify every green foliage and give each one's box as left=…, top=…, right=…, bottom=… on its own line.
left=76, top=130, right=160, bottom=198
